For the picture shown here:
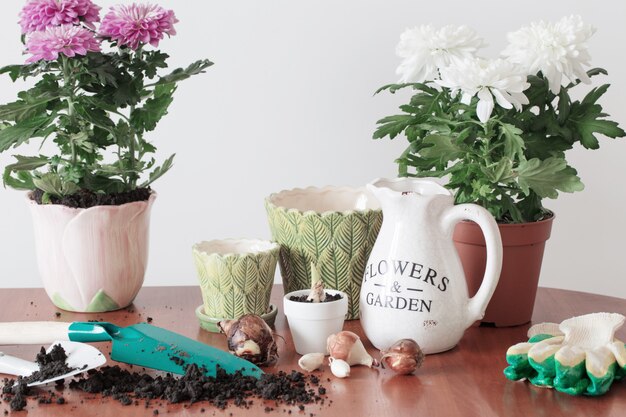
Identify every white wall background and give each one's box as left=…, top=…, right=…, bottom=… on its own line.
left=0, top=0, right=625, bottom=299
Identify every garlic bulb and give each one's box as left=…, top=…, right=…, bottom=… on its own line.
left=380, top=339, right=424, bottom=375
left=298, top=353, right=325, bottom=372
left=327, top=331, right=377, bottom=367
left=329, top=357, right=351, bottom=378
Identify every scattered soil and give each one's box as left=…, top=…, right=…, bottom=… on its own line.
left=22, top=345, right=79, bottom=385
left=1, top=344, right=80, bottom=411
left=289, top=293, right=343, bottom=303
left=30, top=187, right=151, bottom=209
left=67, top=364, right=325, bottom=410
left=1, top=346, right=328, bottom=413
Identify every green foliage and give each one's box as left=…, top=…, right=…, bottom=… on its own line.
left=374, top=70, right=625, bottom=223
left=0, top=42, right=213, bottom=198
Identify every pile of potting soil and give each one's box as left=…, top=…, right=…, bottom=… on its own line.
left=289, top=293, right=343, bottom=303
left=1, top=345, right=76, bottom=412
left=2, top=346, right=327, bottom=413
left=31, top=187, right=151, bottom=208
left=25, top=345, right=78, bottom=385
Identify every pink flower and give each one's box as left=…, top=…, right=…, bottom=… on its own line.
left=99, top=3, right=178, bottom=50
left=25, top=24, right=101, bottom=63
left=19, top=0, right=101, bottom=33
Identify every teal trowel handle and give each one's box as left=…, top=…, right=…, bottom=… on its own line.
left=0, top=321, right=118, bottom=345
left=68, top=322, right=119, bottom=342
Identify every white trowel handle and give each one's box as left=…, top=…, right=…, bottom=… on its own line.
left=0, top=352, right=39, bottom=377
left=0, top=322, right=71, bottom=345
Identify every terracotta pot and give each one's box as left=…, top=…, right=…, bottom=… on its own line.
left=453, top=215, right=554, bottom=327
left=28, top=193, right=156, bottom=312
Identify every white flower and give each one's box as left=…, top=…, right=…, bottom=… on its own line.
left=437, top=58, right=530, bottom=123
left=502, top=15, right=595, bottom=94
left=396, top=24, right=485, bottom=83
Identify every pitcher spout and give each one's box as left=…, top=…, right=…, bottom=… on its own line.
left=368, top=177, right=451, bottom=197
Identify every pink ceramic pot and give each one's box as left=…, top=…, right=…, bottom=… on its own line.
left=28, top=193, right=156, bottom=312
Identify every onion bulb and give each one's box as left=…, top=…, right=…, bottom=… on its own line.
left=327, top=331, right=378, bottom=367
left=380, top=339, right=424, bottom=375
left=218, top=314, right=278, bottom=366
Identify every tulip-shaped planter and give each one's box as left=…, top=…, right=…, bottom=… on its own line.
left=28, top=193, right=156, bottom=312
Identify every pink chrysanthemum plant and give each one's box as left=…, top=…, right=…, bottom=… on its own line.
left=0, top=1, right=212, bottom=202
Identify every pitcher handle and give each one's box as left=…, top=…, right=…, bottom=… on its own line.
left=442, top=204, right=503, bottom=329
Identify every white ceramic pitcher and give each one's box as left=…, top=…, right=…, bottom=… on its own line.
left=359, top=178, right=503, bottom=354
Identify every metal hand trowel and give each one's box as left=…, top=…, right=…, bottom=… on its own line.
left=0, top=340, right=106, bottom=387
left=0, top=321, right=263, bottom=378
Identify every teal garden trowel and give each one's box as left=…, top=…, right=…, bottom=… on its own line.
left=0, top=321, right=263, bottom=378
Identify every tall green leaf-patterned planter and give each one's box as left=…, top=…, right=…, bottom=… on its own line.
left=265, top=186, right=382, bottom=319
left=28, top=193, right=156, bottom=312
left=193, top=239, right=280, bottom=331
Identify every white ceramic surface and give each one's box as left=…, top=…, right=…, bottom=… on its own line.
left=359, top=178, right=503, bottom=354
left=28, top=193, right=156, bottom=312
left=267, top=185, right=380, bottom=213
left=193, top=238, right=279, bottom=257
left=283, top=289, right=348, bottom=355
left=0, top=341, right=106, bottom=387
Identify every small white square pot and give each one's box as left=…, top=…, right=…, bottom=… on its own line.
left=283, top=289, right=348, bottom=355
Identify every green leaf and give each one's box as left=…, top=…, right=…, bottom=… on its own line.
left=419, top=134, right=462, bottom=162
left=565, top=68, right=608, bottom=89
left=557, top=88, right=571, bottom=125
left=155, top=59, right=213, bottom=86
left=0, top=97, right=53, bottom=122
left=516, top=191, right=546, bottom=223
left=482, top=158, right=513, bottom=183
left=111, top=75, right=142, bottom=108
left=82, top=173, right=127, bottom=194
left=581, top=84, right=609, bottom=106
left=373, top=115, right=416, bottom=140
left=3, top=169, right=36, bottom=191
left=131, top=83, right=176, bottom=132
left=516, top=157, right=584, bottom=198
left=523, top=133, right=572, bottom=159
left=113, top=120, right=132, bottom=147
left=4, top=154, right=48, bottom=172
left=375, top=82, right=438, bottom=95
left=74, top=103, right=116, bottom=133
left=139, top=153, right=175, bottom=188
left=569, top=103, right=626, bottom=149
left=82, top=53, right=120, bottom=87
left=499, top=123, right=525, bottom=160
left=32, top=173, right=79, bottom=198
left=0, top=114, right=54, bottom=152
left=0, top=65, right=24, bottom=82
left=141, top=51, right=169, bottom=79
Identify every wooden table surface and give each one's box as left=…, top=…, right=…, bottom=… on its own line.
left=0, top=285, right=624, bottom=416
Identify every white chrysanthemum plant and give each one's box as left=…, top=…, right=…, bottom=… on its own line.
left=375, top=16, right=625, bottom=223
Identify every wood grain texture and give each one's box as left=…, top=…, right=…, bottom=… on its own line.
left=0, top=286, right=624, bottom=416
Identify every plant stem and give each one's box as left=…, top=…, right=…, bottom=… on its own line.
left=62, top=56, right=77, bottom=165
left=128, top=105, right=136, bottom=189
left=125, top=45, right=145, bottom=190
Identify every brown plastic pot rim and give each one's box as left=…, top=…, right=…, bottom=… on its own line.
left=453, top=213, right=554, bottom=247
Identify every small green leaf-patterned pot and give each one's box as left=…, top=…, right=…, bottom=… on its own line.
left=265, top=186, right=382, bottom=319
left=192, top=239, right=279, bottom=330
